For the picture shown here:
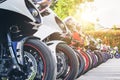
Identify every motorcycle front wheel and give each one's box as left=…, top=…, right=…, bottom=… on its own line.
left=56, top=43, right=79, bottom=80
left=24, top=39, right=56, bottom=80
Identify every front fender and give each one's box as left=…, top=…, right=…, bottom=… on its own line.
left=46, top=40, right=66, bottom=63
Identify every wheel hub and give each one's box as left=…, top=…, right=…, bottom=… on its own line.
left=56, top=51, right=67, bottom=78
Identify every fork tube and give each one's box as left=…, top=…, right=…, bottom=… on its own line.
left=7, top=33, right=20, bottom=68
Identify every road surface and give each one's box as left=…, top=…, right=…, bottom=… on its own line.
left=77, top=58, right=120, bottom=80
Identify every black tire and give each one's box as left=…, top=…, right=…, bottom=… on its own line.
left=24, top=39, right=56, bottom=80
left=56, top=43, right=79, bottom=80
left=86, top=52, right=93, bottom=70
left=75, top=50, right=85, bottom=78
left=94, top=50, right=103, bottom=65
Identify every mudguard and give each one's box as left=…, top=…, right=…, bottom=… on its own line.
left=46, top=40, right=66, bottom=63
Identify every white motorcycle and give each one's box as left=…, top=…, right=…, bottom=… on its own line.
left=34, top=8, right=79, bottom=80
left=0, top=0, right=56, bottom=80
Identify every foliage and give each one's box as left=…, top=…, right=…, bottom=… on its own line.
left=112, top=25, right=117, bottom=30
left=52, top=0, right=78, bottom=19
left=51, top=0, right=94, bottom=20
left=85, top=30, right=120, bottom=51
left=50, top=0, right=95, bottom=31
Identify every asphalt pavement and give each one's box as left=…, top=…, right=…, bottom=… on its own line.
left=77, top=58, right=120, bottom=80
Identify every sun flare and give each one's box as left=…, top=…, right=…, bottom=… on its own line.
left=75, top=2, right=97, bottom=23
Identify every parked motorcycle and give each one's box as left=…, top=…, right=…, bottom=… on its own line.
left=0, top=0, right=56, bottom=80
left=63, top=16, right=113, bottom=78
left=34, top=8, right=79, bottom=80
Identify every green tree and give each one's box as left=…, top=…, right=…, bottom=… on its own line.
left=52, top=0, right=78, bottom=19
left=112, top=25, right=117, bottom=30
left=50, top=0, right=95, bottom=31
left=51, top=0, right=94, bottom=19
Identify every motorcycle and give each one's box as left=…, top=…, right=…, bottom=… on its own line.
left=0, top=0, right=56, bottom=80
left=34, top=8, right=79, bottom=80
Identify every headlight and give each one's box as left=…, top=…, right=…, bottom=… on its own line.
left=59, top=23, right=65, bottom=30
left=55, top=16, right=67, bottom=33
left=25, top=0, right=41, bottom=23
left=30, top=8, right=38, bottom=17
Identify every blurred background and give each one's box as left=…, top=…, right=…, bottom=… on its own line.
left=51, top=0, right=120, bottom=51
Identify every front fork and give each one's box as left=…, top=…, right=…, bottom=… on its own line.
left=7, top=33, right=21, bottom=70
left=7, top=33, right=40, bottom=69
